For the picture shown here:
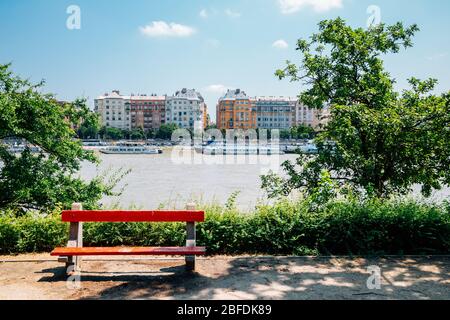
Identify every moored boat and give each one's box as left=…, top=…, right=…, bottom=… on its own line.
left=198, top=142, right=285, bottom=155
left=100, top=146, right=163, bottom=155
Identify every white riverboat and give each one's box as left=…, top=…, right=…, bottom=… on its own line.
left=282, top=143, right=318, bottom=154
left=100, top=146, right=163, bottom=155
left=198, top=142, right=285, bottom=155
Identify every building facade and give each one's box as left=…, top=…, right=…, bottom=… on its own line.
left=256, top=96, right=297, bottom=130
left=129, top=94, right=166, bottom=131
left=216, top=89, right=329, bottom=131
left=94, top=90, right=131, bottom=130
left=216, top=89, right=257, bottom=130
left=165, top=88, right=207, bottom=129
left=294, top=103, right=330, bottom=129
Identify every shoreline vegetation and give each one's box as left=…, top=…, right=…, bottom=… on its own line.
left=1, top=197, right=448, bottom=256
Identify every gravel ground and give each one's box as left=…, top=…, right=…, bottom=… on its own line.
left=0, top=254, right=448, bottom=300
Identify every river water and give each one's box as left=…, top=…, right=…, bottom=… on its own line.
left=80, top=148, right=298, bottom=211
left=79, top=147, right=449, bottom=210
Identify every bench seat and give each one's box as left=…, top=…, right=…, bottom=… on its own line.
left=51, top=246, right=206, bottom=256
left=55, top=203, right=205, bottom=273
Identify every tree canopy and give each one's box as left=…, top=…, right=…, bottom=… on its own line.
left=263, top=18, right=450, bottom=199
left=0, top=64, right=125, bottom=212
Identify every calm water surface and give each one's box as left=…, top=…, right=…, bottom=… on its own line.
left=79, top=148, right=449, bottom=210
left=80, top=148, right=298, bottom=210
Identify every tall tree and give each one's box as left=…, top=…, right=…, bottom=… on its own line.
left=262, top=19, right=450, bottom=198
left=0, top=64, right=126, bottom=212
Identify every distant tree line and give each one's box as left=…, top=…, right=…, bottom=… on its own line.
left=77, top=123, right=180, bottom=141
left=79, top=123, right=316, bottom=141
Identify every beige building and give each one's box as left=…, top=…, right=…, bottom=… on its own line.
left=294, top=103, right=330, bottom=129
left=94, top=90, right=131, bottom=130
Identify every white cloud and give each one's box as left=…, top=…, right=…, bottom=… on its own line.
left=272, top=39, right=289, bottom=49
left=199, top=9, right=208, bottom=18
left=204, top=84, right=234, bottom=94
left=225, top=9, right=242, bottom=18
left=278, top=0, right=343, bottom=14
left=139, top=21, right=196, bottom=38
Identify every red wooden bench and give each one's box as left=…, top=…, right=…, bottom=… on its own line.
left=51, top=203, right=206, bottom=273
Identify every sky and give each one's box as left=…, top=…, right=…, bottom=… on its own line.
left=0, top=0, right=449, bottom=122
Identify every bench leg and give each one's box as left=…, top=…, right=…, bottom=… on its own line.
left=65, top=203, right=83, bottom=274
left=185, top=221, right=196, bottom=271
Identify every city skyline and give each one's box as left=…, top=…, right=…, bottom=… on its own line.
left=1, top=0, right=449, bottom=122
left=94, top=88, right=327, bottom=132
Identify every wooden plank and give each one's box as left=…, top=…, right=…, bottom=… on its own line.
left=51, top=247, right=206, bottom=256
left=62, top=210, right=205, bottom=223
left=185, top=203, right=197, bottom=271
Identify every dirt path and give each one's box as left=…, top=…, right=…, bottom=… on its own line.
left=0, top=254, right=448, bottom=300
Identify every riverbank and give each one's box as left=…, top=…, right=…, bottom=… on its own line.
left=0, top=254, right=448, bottom=300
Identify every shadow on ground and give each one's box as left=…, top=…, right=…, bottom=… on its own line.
left=35, top=256, right=450, bottom=300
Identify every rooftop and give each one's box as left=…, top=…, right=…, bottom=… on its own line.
left=219, top=89, right=249, bottom=101
left=169, top=88, right=204, bottom=102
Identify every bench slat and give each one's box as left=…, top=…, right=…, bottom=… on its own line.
left=51, top=247, right=206, bottom=256
left=62, top=210, right=205, bottom=222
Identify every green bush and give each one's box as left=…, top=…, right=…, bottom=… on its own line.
left=0, top=215, right=20, bottom=254
left=0, top=198, right=449, bottom=255
left=0, top=212, right=68, bottom=254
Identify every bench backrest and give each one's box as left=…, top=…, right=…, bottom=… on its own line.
left=62, top=210, right=205, bottom=223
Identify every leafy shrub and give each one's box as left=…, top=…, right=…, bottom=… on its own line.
left=0, top=198, right=448, bottom=255
left=0, top=212, right=67, bottom=254
left=0, top=215, right=20, bottom=254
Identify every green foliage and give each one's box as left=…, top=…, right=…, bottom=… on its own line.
left=0, top=210, right=68, bottom=254
left=224, top=191, right=241, bottom=211
left=265, top=18, right=450, bottom=199
left=305, top=170, right=338, bottom=211
left=75, top=102, right=100, bottom=139
left=99, top=126, right=124, bottom=140
left=280, top=129, right=291, bottom=140
left=1, top=198, right=448, bottom=255
left=130, top=127, right=146, bottom=140
left=83, top=222, right=185, bottom=247
left=290, top=125, right=316, bottom=140
left=156, top=123, right=179, bottom=140
left=198, top=207, right=248, bottom=254
left=0, top=64, right=125, bottom=212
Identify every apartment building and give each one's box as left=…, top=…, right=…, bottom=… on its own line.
left=256, top=96, right=297, bottom=130
left=94, top=90, right=131, bottom=130
left=216, top=89, right=257, bottom=130
left=165, top=88, right=207, bottom=129
left=294, top=103, right=330, bottom=129
left=216, top=89, right=329, bottom=130
left=130, top=94, right=166, bottom=131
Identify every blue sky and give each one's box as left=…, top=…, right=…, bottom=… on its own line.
left=0, top=0, right=449, bottom=121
